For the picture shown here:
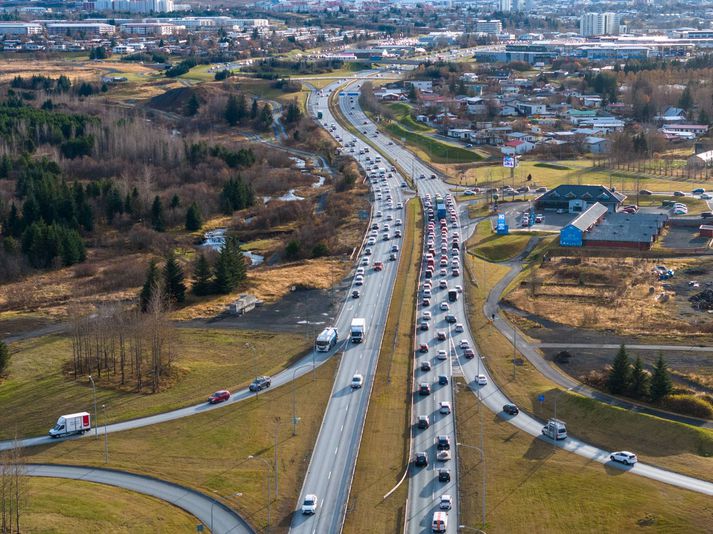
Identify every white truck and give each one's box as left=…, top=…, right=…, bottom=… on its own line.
left=542, top=418, right=567, bottom=440
left=49, top=412, right=91, bottom=438
left=316, top=327, right=339, bottom=352
left=350, top=318, right=367, bottom=343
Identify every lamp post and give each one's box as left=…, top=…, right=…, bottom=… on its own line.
left=292, top=364, right=315, bottom=436
left=247, top=455, right=272, bottom=532
left=457, top=442, right=486, bottom=530
left=102, top=404, right=108, bottom=463
left=88, top=375, right=98, bottom=437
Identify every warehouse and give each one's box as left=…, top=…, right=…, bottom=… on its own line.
left=559, top=202, right=608, bottom=246
left=536, top=184, right=625, bottom=214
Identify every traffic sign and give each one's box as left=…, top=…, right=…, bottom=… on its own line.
left=503, top=155, right=517, bottom=168
left=538, top=394, right=545, bottom=403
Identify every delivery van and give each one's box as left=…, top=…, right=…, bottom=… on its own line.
left=432, top=511, right=448, bottom=532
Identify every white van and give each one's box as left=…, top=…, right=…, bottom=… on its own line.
left=432, top=511, right=448, bottom=532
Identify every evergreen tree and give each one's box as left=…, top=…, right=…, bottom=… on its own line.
left=163, top=252, right=186, bottom=304
left=170, top=194, right=181, bottom=210
left=192, top=253, right=213, bottom=296
left=4, top=203, right=22, bottom=238
left=606, top=344, right=631, bottom=395
left=140, top=260, right=160, bottom=312
left=185, top=202, right=203, bottom=231
left=236, top=93, right=248, bottom=122
left=213, top=238, right=246, bottom=294
left=698, top=109, right=710, bottom=125
left=186, top=93, right=200, bottom=116
left=678, top=84, right=694, bottom=112
left=0, top=340, right=9, bottom=376
left=650, top=354, right=673, bottom=402
left=151, top=195, right=165, bottom=232
left=629, top=356, right=650, bottom=399
left=257, top=103, right=273, bottom=130
left=250, top=98, right=259, bottom=119
left=220, top=176, right=254, bottom=214
left=225, top=95, right=240, bottom=126
left=284, top=101, right=302, bottom=124
left=105, top=187, right=124, bottom=224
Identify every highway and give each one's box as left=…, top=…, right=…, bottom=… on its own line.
left=289, top=80, right=410, bottom=534
left=26, top=464, right=252, bottom=534
left=333, top=75, right=713, bottom=532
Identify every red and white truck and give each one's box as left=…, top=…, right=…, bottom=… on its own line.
left=48, top=412, right=91, bottom=438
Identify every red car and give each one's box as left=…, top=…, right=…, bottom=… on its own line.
left=419, top=343, right=429, bottom=353
left=208, top=390, right=231, bottom=404
left=463, top=348, right=475, bottom=359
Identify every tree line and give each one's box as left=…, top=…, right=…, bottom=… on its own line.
left=224, top=93, right=274, bottom=131
left=0, top=441, right=27, bottom=534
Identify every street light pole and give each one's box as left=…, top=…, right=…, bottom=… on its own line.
left=247, top=455, right=272, bottom=532
left=457, top=442, right=486, bottom=530
left=88, top=375, right=98, bottom=437
left=292, top=364, right=315, bottom=436
left=102, top=404, right=108, bottom=463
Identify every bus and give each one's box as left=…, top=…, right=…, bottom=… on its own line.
left=316, top=327, right=339, bottom=352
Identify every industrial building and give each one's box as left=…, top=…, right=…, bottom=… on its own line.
left=536, top=185, right=625, bottom=214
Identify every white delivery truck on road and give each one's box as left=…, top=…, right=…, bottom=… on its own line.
left=350, top=318, right=367, bottom=343
left=49, top=412, right=91, bottom=438
left=316, top=327, right=339, bottom=352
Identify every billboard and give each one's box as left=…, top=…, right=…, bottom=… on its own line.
left=502, top=156, right=517, bottom=168
left=496, top=213, right=509, bottom=235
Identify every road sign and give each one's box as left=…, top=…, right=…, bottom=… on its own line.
left=502, top=156, right=517, bottom=168
left=496, top=213, right=509, bottom=235
left=196, top=525, right=204, bottom=532
left=538, top=394, right=545, bottom=403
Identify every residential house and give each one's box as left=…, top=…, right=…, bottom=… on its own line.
left=585, top=136, right=610, bottom=153
left=657, top=106, right=687, bottom=123
left=688, top=150, right=713, bottom=169
left=501, top=139, right=535, bottom=155
left=408, top=80, right=433, bottom=92
left=567, top=109, right=598, bottom=125
left=447, top=128, right=474, bottom=140
left=516, top=102, right=548, bottom=116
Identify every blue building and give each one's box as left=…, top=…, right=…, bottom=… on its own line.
left=559, top=202, right=608, bottom=247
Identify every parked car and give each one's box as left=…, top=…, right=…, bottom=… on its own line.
left=610, top=451, right=638, bottom=465
left=208, top=390, right=231, bottom=404
left=701, top=193, right=713, bottom=200
left=673, top=191, right=685, bottom=197
left=249, top=376, right=271, bottom=392
left=639, top=189, right=653, bottom=195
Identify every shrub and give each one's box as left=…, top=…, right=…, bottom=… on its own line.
left=660, top=394, right=713, bottom=419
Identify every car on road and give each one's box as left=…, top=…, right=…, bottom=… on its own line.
left=436, top=435, right=451, bottom=450
left=417, top=415, right=430, bottom=429
left=439, top=401, right=451, bottom=415
left=249, top=376, right=271, bottom=392
left=419, top=343, right=429, bottom=353
left=503, top=403, right=519, bottom=415
left=437, top=331, right=446, bottom=341
left=437, top=349, right=448, bottom=360
left=445, top=315, right=457, bottom=324
left=693, top=188, right=706, bottom=194
left=463, top=348, right=475, bottom=359
left=440, top=302, right=449, bottom=311
left=459, top=339, right=470, bottom=349
left=352, top=289, right=360, bottom=298
left=301, top=494, right=318, bottom=515
left=610, top=451, right=638, bottom=465
left=454, top=323, right=464, bottom=332
left=414, top=452, right=428, bottom=467
left=476, top=374, right=487, bottom=385
left=355, top=275, right=364, bottom=286
left=438, top=375, right=449, bottom=385
left=437, top=450, right=452, bottom=462
left=421, top=361, right=432, bottom=371
left=438, top=469, right=451, bottom=482
left=639, top=189, right=653, bottom=195
left=439, top=495, right=453, bottom=510
left=419, top=383, right=431, bottom=395
left=423, top=311, right=432, bottom=320
left=208, top=390, right=230, bottom=404
left=422, top=298, right=431, bottom=307
left=351, top=373, right=364, bottom=389
left=389, top=253, right=397, bottom=261
left=463, top=189, right=476, bottom=196
left=674, top=191, right=685, bottom=197
left=702, top=193, right=713, bottom=200
left=364, top=247, right=372, bottom=255
left=374, top=261, right=383, bottom=271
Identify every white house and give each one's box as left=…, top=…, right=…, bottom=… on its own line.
left=501, top=140, right=535, bottom=155
left=408, top=80, right=433, bottom=92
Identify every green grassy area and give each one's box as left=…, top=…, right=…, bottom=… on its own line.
left=386, top=103, right=432, bottom=132
left=637, top=195, right=708, bottom=215
left=178, top=64, right=216, bottom=83
left=457, top=159, right=710, bottom=193
left=27, top=357, right=338, bottom=533
left=455, top=378, right=713, bottom=533
left=470, top=221, right=533, bottom=262
left=24, top=477, right=198, bottom=533
left=462, top=243, right=713, bottom=482
left=384, top=123, right=482, bottom=164
left=345, top=199, right=422, bottom=533
left=1, top=329, right=309, bottom=439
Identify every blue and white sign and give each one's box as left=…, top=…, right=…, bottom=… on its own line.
left=503, top=156, right=517, bottom=168
left=538, top=394, right=545, bottom=403
left=496, top=213, right=509, bottom=235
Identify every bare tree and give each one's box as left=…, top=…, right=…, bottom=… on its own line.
left=1, top=439, right=28, bottom=534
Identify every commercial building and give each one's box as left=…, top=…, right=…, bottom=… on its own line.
left=120, top=22, right=178, bottom=35
left=536, top=184, right=625, bottom=214
left=46, top=23, right=115, bottom=36
left=580, top=12, right=621, bottom=37
left=95, top=0, right=174, bottom=13
left=475, top=20, right=502, bottom=35
left=0, top=22, right=43, bottom=35
left=560, top=202, right=608, bottom=247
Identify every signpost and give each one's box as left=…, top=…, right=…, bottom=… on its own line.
left=496, top=213, right=509, bottom=235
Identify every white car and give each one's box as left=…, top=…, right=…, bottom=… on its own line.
left=355, top=275, right=364, bottom=286
left=351, top=373, right=364, bottom=389
left=454, top=323, right=464, bottom=333
left=459, top=339, right=470, bottom=349
left=440, top=302, right=449, bottom=311
left=701, top=193, right=713, bottom=200
left=476, top=374, right=487, bottom=386
left=301, top=494, right=318, bottom=514
left=439, top=494, right=453, bottom=510
left=610, top=451, right=638, bottom=465
left=439, top=401, right=451, bottom=415
left=423, top=311, right=432, bottom=321
left=437, top=349, right=448, bottom=360
left=361, top=257, right=370, bottom=266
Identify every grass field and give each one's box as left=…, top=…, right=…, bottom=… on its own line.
left=345, top=198, right=422, bottom=533
left=384, top=123, right=482, bottom=164
left=24, top=477, right=198, bottom=533
left=462, top=245, right=713, bottom=482
left=26, top=357, right=338, bottom=533
left=450, top=159, right=711, bottom=193
left=455, top=378, right=713, bottom=533
left=470, top=221, right=533, bottom=262
left=386, top=103, right=432, bottom=132
left=1, top=329, right=310, bottom=439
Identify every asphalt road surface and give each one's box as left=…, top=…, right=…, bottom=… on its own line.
left=289, top=79, right=409, bottom=534
left=26, top=464, right=252, bottom=534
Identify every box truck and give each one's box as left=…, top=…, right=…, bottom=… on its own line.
left=48, top=412, right=91, bottom=438
left=316, top=327, right=339, bottom=352
left=350, top=318, right=367, bottom=343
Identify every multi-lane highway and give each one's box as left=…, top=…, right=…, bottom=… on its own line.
left=333, top=75, right=713, bottom=532
left=290, top=81, right=410, bottom=534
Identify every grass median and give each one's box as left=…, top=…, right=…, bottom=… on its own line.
left=24, top=477, right=198, bottom=533
left=25, top=356, right=338, bottom=533
left=1, top=329, right=310, bottom=440
left=454, top=377, right=713, bottom=533
left=384, top=123, right=482, bottom=164
left=470, top=221, right=534, bottom=262
left=344, top=198, right=422, bottom=533
left=462, top=240, right=713, bottom=483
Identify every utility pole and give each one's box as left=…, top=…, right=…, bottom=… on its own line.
left=274, top=420, right=279, bottom=498
left=88, top=375, right=98, bottom=437
left=102, top=404, right=108, bottom=463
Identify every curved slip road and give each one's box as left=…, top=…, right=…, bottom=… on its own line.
left=338, top=76, right=713, bottom=522
left=26, top=464, right=252, bottom=534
